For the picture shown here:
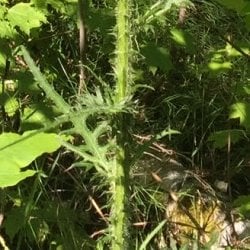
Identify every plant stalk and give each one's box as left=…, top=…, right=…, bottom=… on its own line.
left=111, top=0, right=131, bottom=248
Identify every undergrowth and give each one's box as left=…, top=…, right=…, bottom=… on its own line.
left=0, top=0, right=250, bottom=249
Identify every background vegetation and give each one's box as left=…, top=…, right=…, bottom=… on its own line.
left=0, top=0, right=250, bottom=249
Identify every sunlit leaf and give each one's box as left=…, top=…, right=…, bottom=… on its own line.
left=171, top=28, right=186, bottom=46
left=225, top=42, right=250, bottom=57
left=208, top=61, right=232, bottom=72
left=0, top=21, right=16, bottom=38
left=0, top=131, right=65, bottom=187
left=7, top=3, right=47, bottom=35
left=229, top=102, right=250, bottom=129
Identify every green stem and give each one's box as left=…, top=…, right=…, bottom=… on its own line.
left=116, top=0, right=129, bottom=101
left=111, top=0, right=131, bottom=248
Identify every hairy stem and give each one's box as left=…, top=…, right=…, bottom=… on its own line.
left=111, top=0, right=131, bottom=248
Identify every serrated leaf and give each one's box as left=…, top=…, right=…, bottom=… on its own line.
left=7, top=3, right=47, bottom=35
left=0, top=3, right=7, bottom=17
left=0, top=20, right=16, bottom=38
left=0, top=131, right=64, bottom=187
left=229, top=102, right=250, bottom=129
left=46, top=0, right=65, bottom=12
left=141, top=44, right=172, bottom=72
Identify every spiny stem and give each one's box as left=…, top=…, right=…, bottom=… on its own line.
left=115, top=0, right=129, bottom=101
left=111, top=0, right=131, bottom=248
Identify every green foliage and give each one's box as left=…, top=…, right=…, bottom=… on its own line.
left=0, top=131, right=65, bottom=187
left=7, top=3, right=47, bottom=35
left=3, top=97, right=19, bottom=117
left=233, top=195, right=250, bottom=218
left=0, top=0, right=249, bottom=249
left=170, top=28, right=195, bottom=54
left=216, top=0, right=250, bottom=29
left=21, top=104, right=59, bottom=131
left=208, top=129, right=246, bottom=149
left=229, top=102, right=250, bottom=129
left=140, top=0, right=191, bottom=24
left=141, top=44, right=172, bottom=73
left=216, top=0, right=249, bottom=14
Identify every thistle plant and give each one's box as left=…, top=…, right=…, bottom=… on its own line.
left=21, top=0, right=133, bottom=247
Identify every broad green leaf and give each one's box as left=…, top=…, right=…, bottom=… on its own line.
left=141, top=44, right=172, bottom=72
left=7, top=3, right=47, bottom=35
left=208, top=130, right=245, bottom=149
left=0, top=131, right=65, bottom=187
left=0, top=165, right=35, bottom=189
left=229, top=102, right=250, bottom=129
